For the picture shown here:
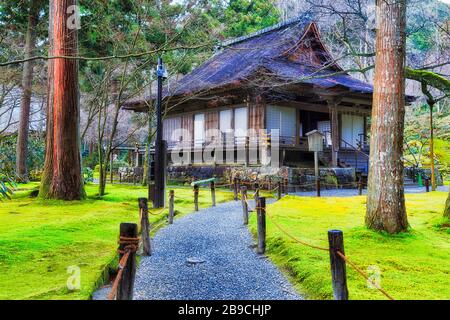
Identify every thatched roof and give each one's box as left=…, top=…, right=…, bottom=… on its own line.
left=123, top=16, right=374, bottom=111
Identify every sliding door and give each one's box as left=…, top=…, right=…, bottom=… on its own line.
left=341, top=114, right=364, bottom=148
left=234, top=107, right=248, bottom=144
left=194, top=113, right=205, bottom=147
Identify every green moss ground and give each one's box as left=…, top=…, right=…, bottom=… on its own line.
left=0, top=183, right=234, bottom=300
left=249, top=192, right=450, bottom=300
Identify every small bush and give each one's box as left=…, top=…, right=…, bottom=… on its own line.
left=83, top=167, right=94, bottom=183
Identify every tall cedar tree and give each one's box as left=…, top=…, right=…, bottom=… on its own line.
left=366, top=0, right=409, bottom=233
left=15, top=0, right=41, bottom=182
left=39, top=0, right=84, bottom=200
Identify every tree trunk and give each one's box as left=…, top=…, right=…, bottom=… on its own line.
left=429, top=103, right=436, bottom=191
left=142, top=110, right=153, bottom=186
left=40, top=0, right=84, bottom=200
left=39, top=0, right=55, bottom=198
left=16, top=1, right=40, bottom=182
left=445, top=188, right=450, bottom=219
left=366, top=0, right=408, bottom=234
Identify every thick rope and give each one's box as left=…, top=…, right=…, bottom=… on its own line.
left=107, top=236, right=139, bottom=300
left=261, top=207, right=329, bottom=252
left=336, top=251, right=395, bottom=301
left=250, top=201, right=395, bottom=301
left=148, top=207, right=167, bottom=216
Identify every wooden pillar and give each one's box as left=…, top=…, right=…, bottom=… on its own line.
left=358, top=176, right=363, bottom=196
left=330, top=101, right=340, bottom=167
left=295, top=108, right=300, bottom=146
left=277, top=181, right=282, bottom=200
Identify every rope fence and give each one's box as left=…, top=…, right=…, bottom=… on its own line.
left=107, top=176, right=401, bottom=301
left=247, top=196, right=396, bottom=301
left=107, top=227, right=139, bottom=300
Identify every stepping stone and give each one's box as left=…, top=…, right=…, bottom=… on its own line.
left=186, top=257, right=206, bottom=265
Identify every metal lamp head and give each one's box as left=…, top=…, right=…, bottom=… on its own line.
left=156, top=58, right=168, bottom=79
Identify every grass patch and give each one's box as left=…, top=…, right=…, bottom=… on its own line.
left=0, top=182, right=234, bottom=300
left=249, top=192, right=450, bottom=300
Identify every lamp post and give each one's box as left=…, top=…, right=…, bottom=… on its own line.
left=153, top=57, right=167, bottom=208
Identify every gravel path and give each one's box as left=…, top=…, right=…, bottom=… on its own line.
left=291, top=185, right=449, bottom=197
left=132, top=200, right=301, bottom=300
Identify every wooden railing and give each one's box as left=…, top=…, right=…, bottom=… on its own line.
left=165, top=134, right=303, bottom=150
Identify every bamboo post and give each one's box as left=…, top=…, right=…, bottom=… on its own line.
left=241, top=186, right=249, bottom=225
left=328, top=230, right=349, bottom=300
left=194, top=185, right=199, bottom=211
left=256, top=197, right=266, bottom=254
left=284, top=178, right=289, bottom=195
left=117, top=223, right=138, bottom=300
left=317, top=179, right=321, bottom=197
left=138, top=198, right=151, bottom=256
left=425, top=178, right=430, bottom=193
left=168, top=190, right=175, bottom=224
left=210, top=181, right=216, bottom=207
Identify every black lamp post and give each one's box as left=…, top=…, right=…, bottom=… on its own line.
left=153, top=57, right=167, bottom=208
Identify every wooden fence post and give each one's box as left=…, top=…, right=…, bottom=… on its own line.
left=317, top=179, right=321, bottom=197
left=256, top=197, right=266, bottom=254
left=284, top=178, right=289, bottom=195
left=168, top=190, right=175, bottom=224
left=358, top=176, right=363, bottom=196
left=194, top=185, right=199, bottom=211
left=241, top=186, right=249, bottom=225
left=254, top=182, right=260, bottom=203
left=118, top=223, right=138, bottom=300
left=233, top=178, right=239, bottom=201
left=425, top=178, right=430, bottom=193
left=210, top=181, right=216, bottom=207
left=138, top=198, right=152, bottom=256
left=328, top=230, right=349, bottom=300
left=277, top=181, right=282, bottom=200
